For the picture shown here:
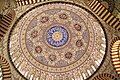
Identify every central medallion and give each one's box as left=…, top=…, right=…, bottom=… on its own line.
left=52, top=32, right=63, bottom=41
left=46, top=25, right=69, bottom=47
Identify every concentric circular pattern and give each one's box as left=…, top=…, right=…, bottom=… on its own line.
left=46, top=25, right=69, bottom=48
left=8, top=2, right=107, bottom=80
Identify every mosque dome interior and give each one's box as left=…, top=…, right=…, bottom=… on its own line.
left=0, top=0, right=120, bottom=80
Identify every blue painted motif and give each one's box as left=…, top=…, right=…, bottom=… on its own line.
left=46, top=26, right=69, bottom=47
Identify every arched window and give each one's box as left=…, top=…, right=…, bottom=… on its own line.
left=111, top=38, right=120, bottom=75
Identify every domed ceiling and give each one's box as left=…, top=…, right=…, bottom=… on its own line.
left=7, top=1, right=107, bottom=80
